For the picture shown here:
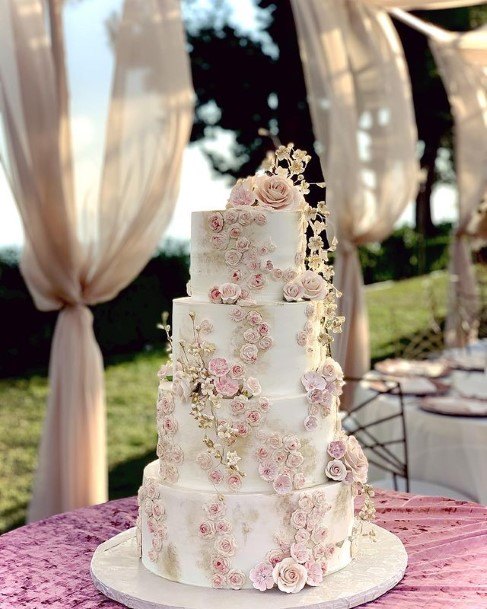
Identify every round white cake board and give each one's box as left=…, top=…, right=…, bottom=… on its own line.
left=91, top=525, right=407, bottom=609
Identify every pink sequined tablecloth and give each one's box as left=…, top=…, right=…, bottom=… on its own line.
left=0, top=491, right=486, bottom=609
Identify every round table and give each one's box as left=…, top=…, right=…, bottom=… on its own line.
left=0, top=491, right=486, bottom=609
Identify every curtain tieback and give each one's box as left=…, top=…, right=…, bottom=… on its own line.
left=337, top=239, right=357, bottom=256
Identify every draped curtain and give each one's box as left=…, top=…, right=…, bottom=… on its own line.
left=0, top=0, right=194, bottom=520
left=430, top=26, right=487, bottom=345
left=291, top=0, right=419, bottom=383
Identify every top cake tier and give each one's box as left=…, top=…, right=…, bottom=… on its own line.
left=189, top=208, right=307, bottom=303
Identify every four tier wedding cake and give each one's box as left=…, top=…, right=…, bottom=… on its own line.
left=135, top=145, right=373, bottom=594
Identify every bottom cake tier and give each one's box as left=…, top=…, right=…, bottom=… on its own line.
left=137, top=461, right=355, bottom=592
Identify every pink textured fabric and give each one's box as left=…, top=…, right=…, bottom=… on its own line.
left=0, top=491, right=486, bottom=608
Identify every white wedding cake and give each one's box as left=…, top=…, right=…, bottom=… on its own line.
left=136, top=145, right=373, bottom=594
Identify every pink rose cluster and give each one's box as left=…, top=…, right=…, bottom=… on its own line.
left=249, top=489, right=335, bottom=592
left=207, top=356, right=263, bottom=400
left=156, top=387, right=183, bottom=485
left=300, top=359, right=345, bottom=429
left=227, top=174, right=304, bottom=212
left=325, top=435, right=368, bottom=485
left=256, top=432, right=305, bottom=495
left=139, top=482, right=168, bottom=563
left=284, top=270, right=329, bottom=302
left=199, top=498, right=246, bottom=590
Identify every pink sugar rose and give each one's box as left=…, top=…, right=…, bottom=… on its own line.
left=157, top=363, right=173, bottom=379
left=243, top=328, right=260, bottom=343
left=258, top=396, right=271, bottom=412
left=283, top=268, right=298, bottom=283
left=283, top=435, right=301, bottom=452
left=224, top=209, right=239, bottom=224
left=246, top=409, right=262, bottom=426
left=228, top=177, right=255, bottom=208
left=238, top=209, right=254, bottom=225
left=162, top=463, right=179, bottom=484
left=273, top=449, right=287, bottom=464
left=236, top=236, right=251, bottom=251
left=209, top=286, right=222, bottom=303
left=306, top=388, right=328, bottom=406
left=205, top=500, right=226, bottom=520
left=318, top=357, right=343, bottom=382
left=249, top=273, right=265, bottom=289
left=230, top=396, right=247, bottom=416
left=214, top=375, right=239, bottom=397
left=157, top=394, right=174, bottom=415
left=325, top=459, right=347, bottom=482
left=229, top=226, right=241, bottom=239
left=216, top=519, right=232, bottom=534
left=254, top=211, right=267, bottom=226
left=208, top=212, right=224, bottom=232
left=344, top=435, right=368, bottom=484
left=273, top=473, right=293, bottom=495
left=302, top=371, right=327, bottom=392
left=268, top=433, right=283, bottom=450
left=257, top=323, right=270, bottom=336
left=258, top=336, right=273, bottom=350
left=306, top=506, right=322, bottom=529
left=294, top=472, right=306, bottom=489
left=261, top=259, right=274, bottom=272
left=168, top=445, right=184, bottom=465
left=209, top=469, right=224, bottom=485
left=299, top=270, right=328, bottom=300
left=198, top=521, right=216, bottom=539
left=250, top=562, right=274, bottom=592
left=211, top=233, right=229, bottom=250
left=152, top=500, right=165, bottom=520
left=291, top=542, right=312, bottom=565
left=211, top=573, right=226, bottom=589
left=211, top=555, right=230, bottom=574
left=258, top=460, right=279, bottom=482
left=240, top=343, right=258, bottom=363
left=327, top=440, right=347, bottom=460
left=245, top=376, right=262, bottom=396
left=162, top=416, right=178, bottom=435
left=196, top=451, right=213, bottom=471
left=152, top=535, right=163, bottom=551
left=227, top=474, right=242, bottom=491
left=247, top=310, right=263, bottom=325
left=227, top=569, right=246, bottom=590
left=254, top=174, right=303, bottom=211
left=232, top=269, right=241, bottom=282
left=224, top=249, right=242, bottom=267
left=272, top=268, right=284, bottom=280
left=312, top=490, right=329, bottom=508
left=230, top=307, right=246, bottom=322
left=148, top=549, right=158, bottom=562
left=305, top=561, right=323, bottom=587
left=256, top=446, right=270, bottom=461
left=304, top=415, right=318, bottom=431
left=266, top=548, right=287, bottom=568
left=295, top=528, right=311, bottom=544
left=283, top=280, right=304, bottom=302
left=215, top=535, right=237, bottom=557
left=291, top=509, right=307, bottom=530
left=230, top=362, right=246, bottom=380
left=234, top=421, right=250, bottom=437
left=298, top=495, right=314, bottom=512
left=220, top=282, right=242, bottom=304
left=287, top=451, right=304, bottom=469
left=208, top=357, right=230, bottom=377
left=311, top=525, right=328, bottom=544
left=272, top=557, right=308, bottom=594
left=296, top=331, right=307, bottom=346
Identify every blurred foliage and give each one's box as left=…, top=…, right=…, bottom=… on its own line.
left=183, top=0, right=487, bottom=231
left=0, top=223, right=455, bottom=376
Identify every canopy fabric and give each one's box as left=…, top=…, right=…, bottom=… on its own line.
left=430, top=27, right=487, bottom=346
left=0, top=0, right=194, bottom=520
left=291, top=0, right=419, bottom=384
left=367, top=0, right=487, bottom=9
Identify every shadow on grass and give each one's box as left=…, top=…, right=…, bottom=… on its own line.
left=108, top=450, right=155, bottom=501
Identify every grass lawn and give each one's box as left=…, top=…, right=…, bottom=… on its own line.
left=0, top=272, right=449, bottom=533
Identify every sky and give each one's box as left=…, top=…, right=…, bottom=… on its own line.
left=0, top=0, right=458, bottom=249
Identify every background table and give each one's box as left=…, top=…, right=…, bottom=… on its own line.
left=1, top=492, right=486, bottom=609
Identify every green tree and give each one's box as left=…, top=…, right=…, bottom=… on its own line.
left=184, top=0, right=486, bottom=232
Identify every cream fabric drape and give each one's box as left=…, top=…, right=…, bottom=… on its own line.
left=430, top=27, right=487, bottom=346
left=0, top=0, right=194, bottom=520
left=291, top=0, right=419, bottom=382
left=367, top=1, right=487, bottom=8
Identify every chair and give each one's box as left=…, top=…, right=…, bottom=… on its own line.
left=344, top=376, right=472, bottom=501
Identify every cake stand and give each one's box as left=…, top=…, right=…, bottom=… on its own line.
left=91, top=524, right=407, bottom=609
